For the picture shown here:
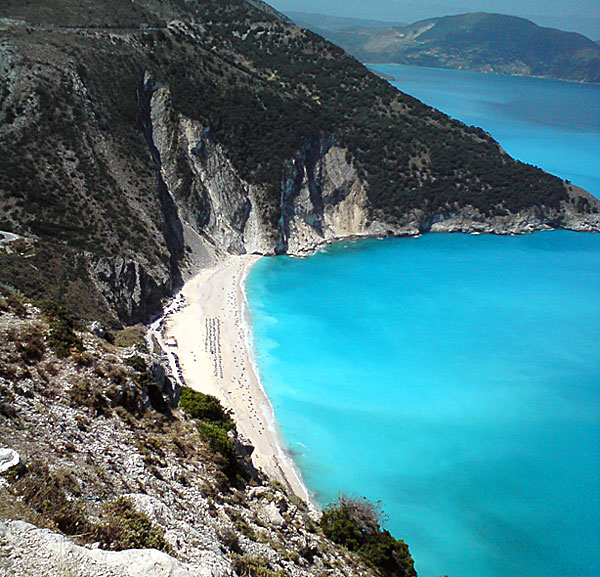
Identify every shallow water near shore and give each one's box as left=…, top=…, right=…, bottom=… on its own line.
left=247, top=232, right=600, bottom=577
left=245, top=67, right=600, bottom=577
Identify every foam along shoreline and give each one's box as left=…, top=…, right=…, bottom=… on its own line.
left=163, top=255, right=312, bottom=504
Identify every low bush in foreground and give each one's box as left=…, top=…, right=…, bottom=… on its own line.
left=231, top=554, right=287, bottom=577
left=93, top=497, right=171, bottom=553
left=321, top=494, right=417, bottom=577
left=1, top=459, right=90, bottom=536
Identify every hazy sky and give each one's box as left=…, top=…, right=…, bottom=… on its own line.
left=269, top=0, right=600, bottom=37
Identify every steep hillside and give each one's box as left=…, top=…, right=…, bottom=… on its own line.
left=322, top=13, right=600, bottom=84
left=0, top=1, right=598, bottom=325
left=0, top=288, right=417, bottom=577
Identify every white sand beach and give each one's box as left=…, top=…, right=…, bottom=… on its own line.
left=163, top=255, right=311, bottom=503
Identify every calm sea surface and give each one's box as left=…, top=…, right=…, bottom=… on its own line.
left=245, top=67, right=600, bottom=577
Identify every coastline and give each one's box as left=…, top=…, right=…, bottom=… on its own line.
left=162, top=255, right=313, bottom=505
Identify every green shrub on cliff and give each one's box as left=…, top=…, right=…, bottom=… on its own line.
left=93, top=497, right=171, bottom=553
left=179, top=387, right=235, bottom=432
left=179, top=387, right=248, bottom=485
left=321, top=494, right=417, bottom=577
left=41, top=301, right=83, bottom=358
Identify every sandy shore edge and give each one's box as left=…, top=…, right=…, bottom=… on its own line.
left=160, top=255, right=312, bottom=504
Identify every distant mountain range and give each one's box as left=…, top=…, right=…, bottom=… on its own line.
left=291, top=12, right=600, bottom=84
left=286, top=11, right=406, bottom=31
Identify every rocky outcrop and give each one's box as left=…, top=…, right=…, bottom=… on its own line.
left=89, top=255, right=172, bottom=326
left=276, top=138, right=374, bottom=255
left=138, top=75, right=186, bottom=280
left=427, top=186, right=600, bottom=235
left=146, top=91, right=385, bottom=260
left=0, top=520, right=214, bottom=577
left=148, top=82, right=274, bottom=259
left=0, top=449, right=20, bottom=474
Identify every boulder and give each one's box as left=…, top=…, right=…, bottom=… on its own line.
left=89, top=320, right=107, bottom=339
left=0, top=447, right=20, bottom=473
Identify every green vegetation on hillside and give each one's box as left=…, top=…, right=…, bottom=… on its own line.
left=321, top=494, right=417, bottom=577
left=180, top=387, right=249, bottom=485
left=146, top=3, right=568, bottom=223
left=93, top=497, right=172, bottom=553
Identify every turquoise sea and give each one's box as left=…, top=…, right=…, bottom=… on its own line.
left=246, top=67, right=600, bottom=577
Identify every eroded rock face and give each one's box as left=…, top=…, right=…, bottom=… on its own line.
left=148, top=84, right=274, bottom=258
left=277, top=140, right=376, bottom=255
left=89, top=256, right=171, bottom=325
left=147, top=88, right=380, bottom=260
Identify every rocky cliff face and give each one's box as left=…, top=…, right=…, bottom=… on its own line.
left=150, top=95, right=600, bottom=259
left=145, top=82, right=600, bottom=264
left=88, top=255, right=172, bottom=325
left=148, top=91, right=379, bottom=260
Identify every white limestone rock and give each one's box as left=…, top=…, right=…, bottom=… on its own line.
left=0, top=448, right=19, bottom=473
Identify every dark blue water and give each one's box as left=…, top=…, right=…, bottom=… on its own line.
left=246, top=67, right=600, bottom=577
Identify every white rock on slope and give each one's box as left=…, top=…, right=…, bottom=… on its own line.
left=0, top=520, right=225, bottom=577
left=0, top=448, right=19, bottom=473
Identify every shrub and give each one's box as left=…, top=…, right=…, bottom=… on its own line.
left=41, top=301, right=83, bottom=358
left=68, top=377, right=110, bottom=415
left=126, top=354, right=147, bottom=373
left=197, top=421, right=248, bottom=484
left=114, top=325, right=146, bottom=349
left=0, top=383, right=17, bottom=418
left=0, top=285, right=27, bottom=317
left=14, top=326, right=45, bottom=363
left=93, top=497, right=171, bottom=553
left=179, top=388, right=248, bottom=484
left=47, top=318, right=83, bottom=358
left=230, top=555, right=287, bottom=577
left=321, top=494, right=416, bottom=577
left=217, top=525, right=241, bottom=552
left=6, top=460, right=91, bottom=536
left=179, top=387, right=235, bottom=432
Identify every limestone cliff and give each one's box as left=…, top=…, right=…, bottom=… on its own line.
left=150, top=93, right=600, bottom=260
left=145, top=80, right=600, bottom=262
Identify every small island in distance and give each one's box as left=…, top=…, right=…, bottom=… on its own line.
left=291, top=11, right=600, bottom=84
